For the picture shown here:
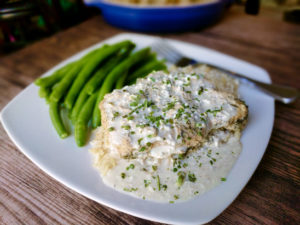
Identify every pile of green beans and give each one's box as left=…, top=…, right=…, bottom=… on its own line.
left=34, top=40, right=167, bottom=146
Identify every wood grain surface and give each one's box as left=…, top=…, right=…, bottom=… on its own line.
left=1, top=5, right=299, bottom=225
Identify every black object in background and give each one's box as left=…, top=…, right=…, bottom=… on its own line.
left=284, top=9, right=300, bottom=24
left=245, top=0, right=260, bottom=15
left=0, top=0, right=92, bottom=55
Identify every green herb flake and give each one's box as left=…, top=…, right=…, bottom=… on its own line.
left=121, top=125, right=131, bottom=130
left=126, top=164, right=135, bottom=170
left=178, top=154, right=185, bottom=160
left=188, top=173, right=196, bottom=182
left=138, top=138, right=144, bottom=145
left=198, top=87, right=204, bottom=96
left=150, top=77, right=156, bottom=82
left=127, top=115, right=134, bottom=120
left=139, top=146, right=146, bottom=152
left=121, top=173, right=126, bottom=179
left=174, top=195, right=179, bottom=200
left=221, top=177, right=227, bottom=181
left=156, top=175, right=161, bottom=191
left=177, top=171, right=186, bottom=187
left=123, top=187, right=138, bottom=192
left=108, top=127, right=115, bottom=132
left=169, top=201, right=174, bottom=204
left=144, top=180, right=151, bottom=187
left=162, top=184, right=168, bottom=191
left=113, top=111, right=120, bottom=119
left=152, top=165, right=157, bottom=171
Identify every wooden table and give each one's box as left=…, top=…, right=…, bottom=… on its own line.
left=1, top=5, right=299, bottom=225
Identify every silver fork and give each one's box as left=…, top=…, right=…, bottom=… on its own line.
left=151, top=39, right=299, bottom=104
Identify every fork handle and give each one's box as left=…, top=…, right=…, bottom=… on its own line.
left=212, top=66, right=300, bottom=104
left=179, top=57, right=300, bottom=104
left=238, top=76, right=299, bottom=104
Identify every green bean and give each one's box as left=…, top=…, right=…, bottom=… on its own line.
left=49, top=101, right=69, bottom=139
left=35, top=45, right=108, bottom=88
left=64, top=40, right=134, bottom=110
left=38, top=86, right=51, bottom=98
left=115, top=70, right=128, bottom=89
left=75, top=92, right=98, bottom=147
left=70, top=90, right=89, bottom=124
left=127, top=59, right=167, bottom=83
left=128, top=52, right=157, bottom=74
left=92, top=47, right=151, bottom=128
left=85, top=45, right=134, bottom=95
left=49, top=60, right=86, bottom=103
left=70, top=47, right=134, bottom=123
left=35, top=62, right=75, bottom=87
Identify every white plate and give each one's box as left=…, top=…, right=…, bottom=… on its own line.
left=0, top=33, right=274, bottom=225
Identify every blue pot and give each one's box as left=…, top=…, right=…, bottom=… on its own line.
left=84, top=0, right=231, bottom=33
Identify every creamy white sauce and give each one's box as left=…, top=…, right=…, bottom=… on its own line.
left=90, top=66, right=247, bottom=203
left=102, top=132, right=241, bottom=202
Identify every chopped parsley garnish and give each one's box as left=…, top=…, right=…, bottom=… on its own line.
left=121, top=173, right=126, bottom=179
left=206, top=107, right=223, bottom=117
left=162, top=101, right=176, bottom=112
left=144, top=180, right=151, bottom=187
left=123, top=187, right=138, bottom=192
left=139, top=146, right=146, bottom=152
left=152, top=165, right=157, bottom=171
left=188, top=173, right=196, bottom=182
left=157, top=175, right=161, bottom=191
left=138, top=138, right=143, bottom=145
left=108, top=127, right=115, bottom=132
left=175, top=108, right=184, bottom=119
left=113, top=111, right=120, bottom=119
left=146, top=142, right=152, bottom=147
left=127, top=115, right=134, bottom=120
left=221, top=177, right=227, bottom=181
left=162, top=184, right=168, bottom=191
left=126, top=164, right=135, bottom=170
left=177, top=171, right=186, bottom=187
left=121, top=125, right=131, bottom=130
left=130, top=102, right=138, bottom=107
left=174, top=195, right=179, bottom=200
left=130, top=131, right=135, bottom=135
left=150, top=77, right=156, bottom=82
left=178, top=154, right=185, bottom=160
left=198, top=87, right=204, bottom=96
